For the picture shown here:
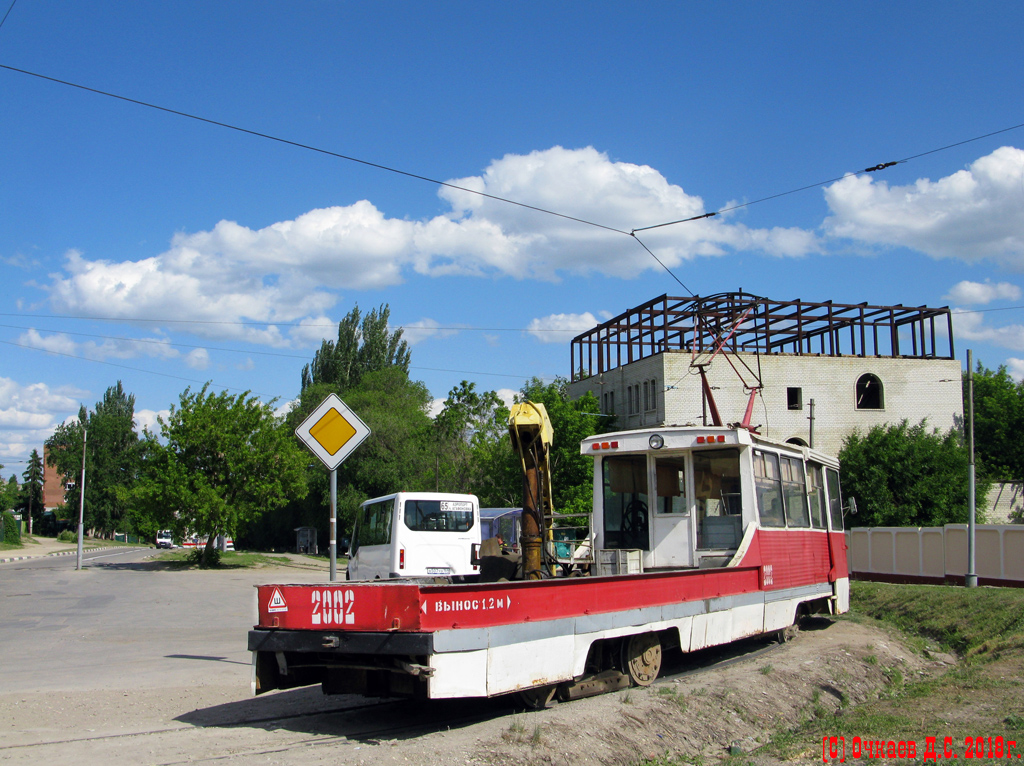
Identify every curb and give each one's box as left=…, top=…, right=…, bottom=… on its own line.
left=0, top=545, right=151, bottom=564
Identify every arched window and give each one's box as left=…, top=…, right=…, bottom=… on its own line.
left=856, top=373, right=884, bottom=410
left=786, top=437, right=808, bottom=447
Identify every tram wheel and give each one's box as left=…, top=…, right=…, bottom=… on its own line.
left=517, top=684, right=558, bottom=709
left=622, top=633, right=662, bottom=686
left=777, top=624, right=799, bottom=644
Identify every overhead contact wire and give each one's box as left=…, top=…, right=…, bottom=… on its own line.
left=0, top=63, right=630, bottom=237
left=631, top=123, right=1024, bottom=235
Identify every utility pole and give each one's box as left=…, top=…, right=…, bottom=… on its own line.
left=76, top=426, right=87, bottom=571
left=808, top=398, right=815, bottom=450
left=966, top=350, right=978, bottom=588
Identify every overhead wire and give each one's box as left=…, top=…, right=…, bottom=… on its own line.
left=0, top=337, right=269, bottom=398
left=0, top=63, right=629, bottom=238
left=2, top=61, right=1021, bottom=295
left=1, top=58, right=1023, bottom=401
left=0, top=0, right=17, bottom=33
left=0, top=323, right=554, bottom=383
left=631, top=120, right=1024, bottom=235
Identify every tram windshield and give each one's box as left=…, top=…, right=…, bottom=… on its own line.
left=603, top=456, right=650, bottom=550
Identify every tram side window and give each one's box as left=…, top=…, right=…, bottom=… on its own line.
left=807, top=464, right=827, bottom=529
left=603, top=456, right=650, bottom=550
left=781, top=456, right=810, bottom=528
left=754, top=451, right=786, bottom=528
left=694, top=449, right=742, bottom=549
left=655, top=456, right=688, bottom=514
left=826, top=467, right=844, bottom=531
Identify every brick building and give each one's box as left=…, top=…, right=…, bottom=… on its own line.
left=42, top=446, right=70, bottom=511
left=567, top=292, right=962, bottom=457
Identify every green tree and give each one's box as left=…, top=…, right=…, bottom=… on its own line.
left=519, top=377, right=607, bottom=515
left=19, top=450, right=44, bottom=534
left=46, top=382, right=141, bottom=537
left=135, top=384, right=308, bottom=566
left=0, top=473, right=18, bottom=513
left=969, top=362, right=1024, bottom=482
left=839, top=419, right=986, bottom=527
left=331, top=367, right=434, bottom=527
left=300, top=304, right=410, bottom=392
left=433, top=381, right=506, bottom=493
left=462, top=377, right=608, bottom=514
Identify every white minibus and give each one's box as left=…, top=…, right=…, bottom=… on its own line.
left=347, top=492, right=481, bottom=581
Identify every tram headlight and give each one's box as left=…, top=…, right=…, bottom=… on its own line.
left=649, top=434, right=664, bottom=449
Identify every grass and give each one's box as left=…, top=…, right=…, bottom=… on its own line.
left=849, top=580, right=1024, bottom=656
left=756, top=581, right=1024, bottom=762
left=155, top=549, right=302, bottom=569
left=637, top=582, right=1024, bottom=766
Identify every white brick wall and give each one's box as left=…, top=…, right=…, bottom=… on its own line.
left=569, top=352, right=963, bottom=457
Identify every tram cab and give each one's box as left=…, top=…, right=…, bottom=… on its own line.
left=583, top=425, right=847, bottom=576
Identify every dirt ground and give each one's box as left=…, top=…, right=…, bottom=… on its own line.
left=1, top=615, right=948, bottom=766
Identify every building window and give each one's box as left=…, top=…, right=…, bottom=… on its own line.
left=787, top=387, right=803, bottom=410
left=856, top=373, right=884, bottom=410
left=646, top=378, right=657, bottom=411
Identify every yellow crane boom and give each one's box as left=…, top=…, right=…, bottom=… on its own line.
left=507, top=401, right=553, bottom=579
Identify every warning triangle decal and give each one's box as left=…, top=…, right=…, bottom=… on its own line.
left=267, top=588, right=288, bottom=613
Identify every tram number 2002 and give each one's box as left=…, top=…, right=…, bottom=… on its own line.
left=311, top=589, right=355, bottom=625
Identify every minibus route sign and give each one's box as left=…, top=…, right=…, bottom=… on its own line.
left=295, top=394, right=371, bottom=470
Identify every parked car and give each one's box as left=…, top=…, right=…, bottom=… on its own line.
left=155, top=530, right=174, bottom=549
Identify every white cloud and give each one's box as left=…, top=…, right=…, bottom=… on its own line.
left=428, top=398, right=446, bottom=418
left=945, top=280, right=1021, bottom=305
left=272, top=399, right=297, bottom=421
left=527, top=312, right=601, bottom=344
left=0, top=378, right=88, bottom=472
left=494, top=388, right=518, bottom=409
left=824, top=146, right=1024, bottom=265
left=185, top=348, right=210, bottom=370
left=42, top=147, right=823, bottom=346
left=400, top=318, right=463, bottom=346
left=19, top=329, right=183, bottom=363
left=134, top=408, right=169, bottom=434
left=1006, top=359, right=1024, bottom=381
left=952, top=309, right=1024, bottom=351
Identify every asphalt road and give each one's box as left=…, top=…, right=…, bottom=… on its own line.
left=0, top=548, right=329, bottom=693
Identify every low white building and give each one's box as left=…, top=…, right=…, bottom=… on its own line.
left=567, top=292, right=963, bottom=458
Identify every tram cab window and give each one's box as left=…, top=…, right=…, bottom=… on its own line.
left=603, top=456, right=650, bottom=550
left=753, top=451, right=786, bottom=528
left=694, top=449, right=741, bottom=550
left=807, top=464, right=827, bottom=529
left=826, top=467, right=844, bottom=531
left=655, top=456, right=688, bottom=515
left=781, top=456, right=810, bottom=528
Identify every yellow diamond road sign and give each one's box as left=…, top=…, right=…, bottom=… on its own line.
left=295, top=394, right=371, bottom=470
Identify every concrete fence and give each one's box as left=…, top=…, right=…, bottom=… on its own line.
left=846, top=525, right=1024, bottom=588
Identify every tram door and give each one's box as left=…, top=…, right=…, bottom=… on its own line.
left=651, top=455, right=693, bottom=567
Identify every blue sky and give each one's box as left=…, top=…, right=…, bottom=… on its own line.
left=2, top=1, right=1023, bottom=477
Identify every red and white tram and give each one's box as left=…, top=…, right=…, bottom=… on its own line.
left=249, top=424, right=849, bottom=704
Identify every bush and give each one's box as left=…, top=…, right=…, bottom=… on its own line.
left=2, top=511, right=20, bottom=544
left=57, top=529, right=77, bottom=543
left=187, top=546, right=221, bottom=568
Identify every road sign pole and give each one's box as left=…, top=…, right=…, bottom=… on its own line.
left=294, top=394, right=371, bottom=584
left=330, top=467, right=337, bottom=582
